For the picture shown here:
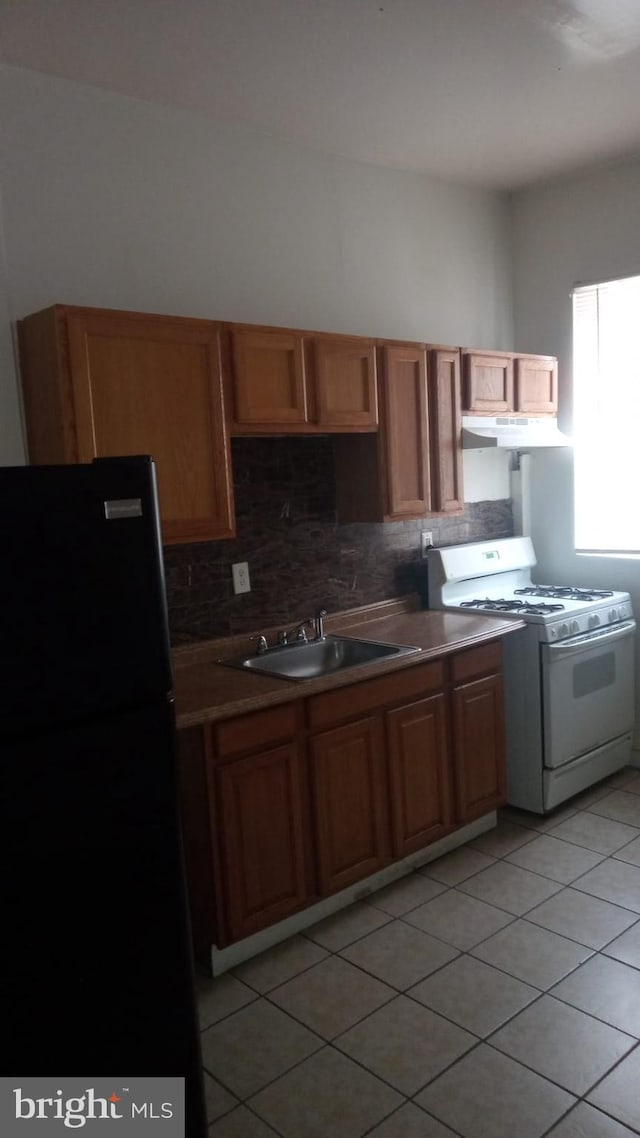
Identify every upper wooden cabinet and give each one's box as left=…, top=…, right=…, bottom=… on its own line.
left=462, top=350, right=514, bottom=413
left=229, top=326, right=307, bottom=427
left=514, top=354, right=558, bottom=414
left=17, top=305, right=235, bottom=545
left=462, top=349, right=558, bottom=416
left=227, top=324, right=378, bottom=433
left=334, top=341, right=463, bottom=522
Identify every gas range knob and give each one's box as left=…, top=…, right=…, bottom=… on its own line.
left=588, top=613, right=601, bottom=629
left=569, top=620, right=580, bottom=635
left=609, top=608, right=619, bottom=623
left=559, top=622, right=569, bottom=638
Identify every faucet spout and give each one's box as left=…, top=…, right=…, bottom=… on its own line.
left=314, top=608, right=327, bottom=641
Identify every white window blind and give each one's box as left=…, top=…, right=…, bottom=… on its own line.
left=573, top=274, right=640, bottom=553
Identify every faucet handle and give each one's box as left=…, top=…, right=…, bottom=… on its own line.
left=315, top=608, right=328, bottom=641
left=249, top=634, right=269, bottom=655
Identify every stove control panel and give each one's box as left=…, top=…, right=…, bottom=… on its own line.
left=546, top=598, right=633, bottom=640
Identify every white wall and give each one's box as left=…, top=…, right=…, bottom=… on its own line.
left=513, top=156, right=640, bottom=751
left=0, top=65, right=513, bottom=501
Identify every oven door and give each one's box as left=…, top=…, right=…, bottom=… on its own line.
left=541, top=619, right=635, bottom=769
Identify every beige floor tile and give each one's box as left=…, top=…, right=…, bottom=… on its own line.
left=588, top=791, right=640, bottom=828
left=489, top=994, right=635, bottom=1095
left=200, top=998, right=322, bottom=1098
left=366, top=1102, right=460, bottom=1137
left=525, top=888, right=639, bottom=949
left=403, top=889, right=514, bottom=950
left=550, top=954, right=640, bottom=1036
left=505, top=834, right=605, bottom=884
left=613, top=835, right=640, bottom=867
left=197, top=970, right=257, bottom=1029
left=602, top=920, right=640, bottom=969
left=339, top=917, right=458, bottom=990
left=249, top=1046, right=403, bottom=1138
left=469, top=820, right=537, bottom=857
left=420, top=846, right=496, bottom=886
left=572, top=858, right=640, bottom=912
left=458, top=860, right=563, bottom=914
left=232, top=935, right=328, bottom=993
left=622, top=773, right=640, bottom=794
left=546, top=1102, right=639, bottom=1137
left=335, top=994, right=475, bottom=1095
left=203, top=1073, right=238, bottom=1124
left=547, top=812, right=640, bottom=855
left=303, top=900, right=390, bottom=951
left=415, top=1043, right=575, bottom=1138
left=587, top=1045, right=640, bottom=1132
left=268, top=954, right=395, bottom=1039
left=208, top=1105, right=280, bottom=1136
left=471, top=920, right=592, bottom=990
left=408, top=954, right=538, bottom=1037
left=366, top=872, right=447, bottom=916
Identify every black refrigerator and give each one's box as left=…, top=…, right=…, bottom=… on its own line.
left=0, top=456, right=206, bottom=1135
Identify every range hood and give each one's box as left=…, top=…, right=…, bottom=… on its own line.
left=462, top=415, right=571, bottom=450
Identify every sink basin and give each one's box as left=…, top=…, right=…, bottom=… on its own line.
left=221, top=634, right=421, bottom=681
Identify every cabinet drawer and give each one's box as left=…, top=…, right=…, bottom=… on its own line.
left=307, top=661, right=444, bottom=730
left=451, top=640, right=502, bottom=684
left=213, top=703, right=298, bottom=759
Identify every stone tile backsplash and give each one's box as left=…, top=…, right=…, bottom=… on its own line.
left=164, top=437, right=513, bottom=643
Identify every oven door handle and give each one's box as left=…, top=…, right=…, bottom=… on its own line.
left=547, top=618, right=636, bottom=658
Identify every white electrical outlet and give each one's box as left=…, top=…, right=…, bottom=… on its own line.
left=420, top=532, right=433, bottom=558
left=232, top=561, right=251, bottom=595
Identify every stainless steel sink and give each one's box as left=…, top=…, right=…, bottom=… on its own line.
left=221, top=634, right=421, bottom=681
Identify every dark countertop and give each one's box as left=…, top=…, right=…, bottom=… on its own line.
left=173, top=600, right=525, bottom=729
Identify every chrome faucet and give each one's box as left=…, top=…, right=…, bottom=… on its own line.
left=314, top=608, right=327, bottom=641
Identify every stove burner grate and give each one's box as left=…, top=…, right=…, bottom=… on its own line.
left=515, top=585, right=614, bottom=601
left=460, top=598, right=565, bottom=615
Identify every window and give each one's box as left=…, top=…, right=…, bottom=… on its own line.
left=573, top=273, right=640, bottom=553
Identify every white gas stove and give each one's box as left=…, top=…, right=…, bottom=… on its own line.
left=427, top=537, right=635, bottom=813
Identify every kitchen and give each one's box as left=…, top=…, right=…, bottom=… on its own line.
left=2, top=3, right=640, bottom=1136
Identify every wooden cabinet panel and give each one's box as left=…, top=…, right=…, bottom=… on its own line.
left=307, top=660, right=444, bottom=730
left=382, top=344, right=431, bottom=517
left=463, top=351, right=514, bottom=413
left=451, top=641, right=502, bottom=684
left=310, top=717, right=390, bottom=894
left=213, top=742, right=310, bottom=941
left=452, top=673, right=506, bottom=823
left=230, top=327, right=307, bottom=426
left=515, top=355, right=558, bottom=415
left=314, top=338, right=378, bottom=429
left=429, top=348, right=464, bottom=514
left=387, top=694, right=451, bottom=858
left=18, top=305, right=235, bottom=545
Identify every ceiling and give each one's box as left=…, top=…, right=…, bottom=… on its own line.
left=3, top=0, right=640, bottom=190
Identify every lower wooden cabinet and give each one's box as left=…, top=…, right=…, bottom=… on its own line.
left=213, top=742, right=311, bottom=942
left=310, top=716, right=390, bottom=895
left=178, top=639, right=508, bottom=952
left=386, top=694, right=451, bottom=857
left=451, top=643, right=506, bottom=823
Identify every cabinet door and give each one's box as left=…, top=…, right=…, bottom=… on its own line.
left=230, top=327, right=307, bottom=427
left=452, top=673, right=506, bottom=823
left=66, top=310, right=234, bottom=544
left=515, top=355, right=558, bottom=415
left=382, top=344, right=431, bottom=517
left=310, top=717, right=390, bottom=894
left=429, top=348, right=464, bottom=514
left=463, top=352, right=514, bottom=413
left=214, top=743, right=310, bottom=942
left=314, top=338, right=378, bottom=429
left=387, top=694, right=451, bottom=858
